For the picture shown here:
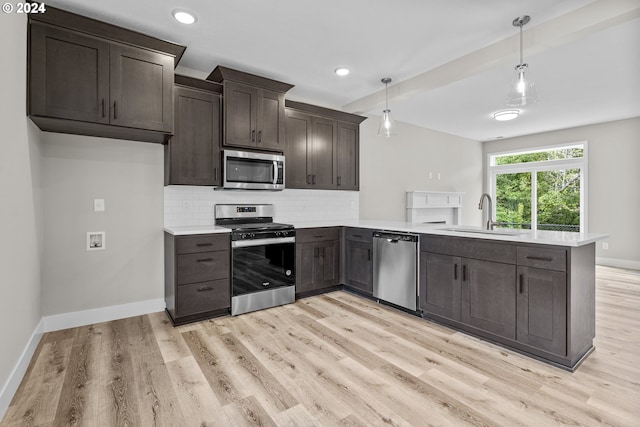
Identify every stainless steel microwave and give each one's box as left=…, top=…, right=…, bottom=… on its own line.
left=222, top=150, right=285, bottom=190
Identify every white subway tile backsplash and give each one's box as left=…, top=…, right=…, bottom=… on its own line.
left=164, top=187, right=359, bottom=227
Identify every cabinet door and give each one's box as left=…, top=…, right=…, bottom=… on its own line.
left=29, top=23, right=110, bottom=123
left=318, top=240, right=340, bottom=289
left=257, top=89, right=286, bottom=151
left=285, top=110, right=312, bottom=188
left=296, top=242, right=317, bottom=294
left=517, top=266, right=567, bottom=355
left=461, top=259, right=516, bottom=340
left=336, top=122, right=359, bottom=190
left=223, top=81, right=257, bottom=148
left=110, top=43, right=173, bottom=132
left=420, top=252, right=461, bottom=321
left=311, top=117, right=337, bottom=189
left=167, top=86, right=221, bottom=185
left=345, top=240, right=372, bottom=294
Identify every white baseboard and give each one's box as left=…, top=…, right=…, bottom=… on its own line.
left=596, top=257, right=640, bottom=271
left=0, top=318, right=44, bottom=421
left=43, top=298, right=166, bottom=332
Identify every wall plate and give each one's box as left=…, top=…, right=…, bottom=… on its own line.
left=87, top=232, right=105, bottom=251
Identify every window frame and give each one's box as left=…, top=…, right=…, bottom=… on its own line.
left=486, top=141, right=588, bottom=233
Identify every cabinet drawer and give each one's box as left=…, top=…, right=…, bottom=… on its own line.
left=422, top=235, right=516, bottom=264
left=345, top=227, right=373, bottom=244
left=517, top=246, right=566, bottom=272
left=176, top=234, right=230, bottom=254
left=177, top=251, right=229, bottom=285
left=176, top=279, right=230, bottom=317
left=296, top=227, right=340, bottom=243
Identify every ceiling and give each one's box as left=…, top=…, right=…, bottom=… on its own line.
left=47, top=0, right=640, bottom=141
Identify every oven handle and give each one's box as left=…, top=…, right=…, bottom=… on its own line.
left=232, top=236, right=295, bottom=248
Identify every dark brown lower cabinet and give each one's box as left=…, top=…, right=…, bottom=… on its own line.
left=420, top=252, right=461, bottom=321
left=461, top=259, right=516, bottom=340
left=296, top=228, right=340, bottom=296
left=344, top=228, right=373, bottom=295
left=516, top=266, right=567, bottom=355
left=165, top=232, right=230, bottom=325
left=420, top=234, right=595, bottom=370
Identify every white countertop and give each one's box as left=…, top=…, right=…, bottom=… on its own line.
left=164, top=225, right=230, bottom=236
left=165, top=220, right=607, bottom=247
left=291, top=220, right=607, bottom=247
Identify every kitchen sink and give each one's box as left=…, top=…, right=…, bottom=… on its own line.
left=440, top=227, right=527, bottom=236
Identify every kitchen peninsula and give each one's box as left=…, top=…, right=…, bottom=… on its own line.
left=166, top=220, right=607, bottom=370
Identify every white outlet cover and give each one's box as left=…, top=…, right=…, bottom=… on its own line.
left=94, top=199, right=105, bottom=212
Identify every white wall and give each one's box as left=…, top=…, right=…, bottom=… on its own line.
left=0, top=13, right=44, bottom=415
left=40, top=134, right=165, bottom=316
left=359, top=116, right=484, bottom=225
left=483, top=117, right=640, bottom=268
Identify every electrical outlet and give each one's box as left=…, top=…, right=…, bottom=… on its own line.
left=94, top=199, right=105, bottom=212
left=602, top=242, right=609, bottom=250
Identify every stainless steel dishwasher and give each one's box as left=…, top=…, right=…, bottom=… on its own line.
left=373, top=231, right=419, bottom=311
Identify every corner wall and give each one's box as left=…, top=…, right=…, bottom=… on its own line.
left=483, top=117, right=640, bottom=268
left=0, top=13, right=44, bottom=416
left=358, top=116, right=484, bottom=225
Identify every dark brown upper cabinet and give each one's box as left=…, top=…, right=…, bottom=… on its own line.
left=207, top=66, right=293, bottom=152
left=284, top=101, right=365, bottom=191
left=28, top=7, right=185, bottom=144
left=165, top=75, right=223, bottom=186
left=109, top=44, right=173, bottom=133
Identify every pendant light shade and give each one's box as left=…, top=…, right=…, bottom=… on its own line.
left=506, top=16, right=538, bottom=107
left=378, top=78, right=397, bottom=137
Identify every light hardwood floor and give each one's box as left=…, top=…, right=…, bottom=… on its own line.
left=2, top=266, right=639, bottom=426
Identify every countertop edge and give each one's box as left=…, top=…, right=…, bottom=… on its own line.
left=164, top=226, right=231, bottom=236
left=164, top=221, right=608, bottom=246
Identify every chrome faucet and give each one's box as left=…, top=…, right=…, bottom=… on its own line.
left=478, top=193, right=500, bottom=230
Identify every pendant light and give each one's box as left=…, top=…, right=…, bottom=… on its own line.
left=378, top=77, right=397, bottom=137
left=506, top=15, right=538, bottom=107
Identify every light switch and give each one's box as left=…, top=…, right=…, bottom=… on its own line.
left=94, top=199, right=105, bottom=212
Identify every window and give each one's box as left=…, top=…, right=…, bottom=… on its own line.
left=487, top=143, right=587, bottom=232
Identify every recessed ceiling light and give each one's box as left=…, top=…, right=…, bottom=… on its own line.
left=173, top=9, right=197, bottom=24
left=493, top=110, right=520, bottom=121
left=334, top=67, right=350, bottom=77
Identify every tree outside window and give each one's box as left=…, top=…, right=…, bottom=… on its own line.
left=490, top=145, right=585, bottom=233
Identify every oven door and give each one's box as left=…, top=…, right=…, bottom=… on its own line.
left=231, top=237, right=295, bottom=297
left=223, top=150, right=285, bottom=190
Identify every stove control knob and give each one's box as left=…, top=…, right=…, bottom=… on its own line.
left=276, top=231, right=281, bottom=237
left=241, top=233, right=247, bottom=239
left=250, top=233, right=256, bottom=239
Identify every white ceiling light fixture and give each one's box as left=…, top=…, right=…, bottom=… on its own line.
left=334, top=67, right=350, bottom=77
left=506, top=15, right=538, bottom=107
left=172, top=9, right=197, bottom=25
left=493, top=110, right=520, bottom=121
left=378, top=77, right=396, bottom=137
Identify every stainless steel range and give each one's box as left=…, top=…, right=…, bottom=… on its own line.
left=215, top=204, right=295, bottom=315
